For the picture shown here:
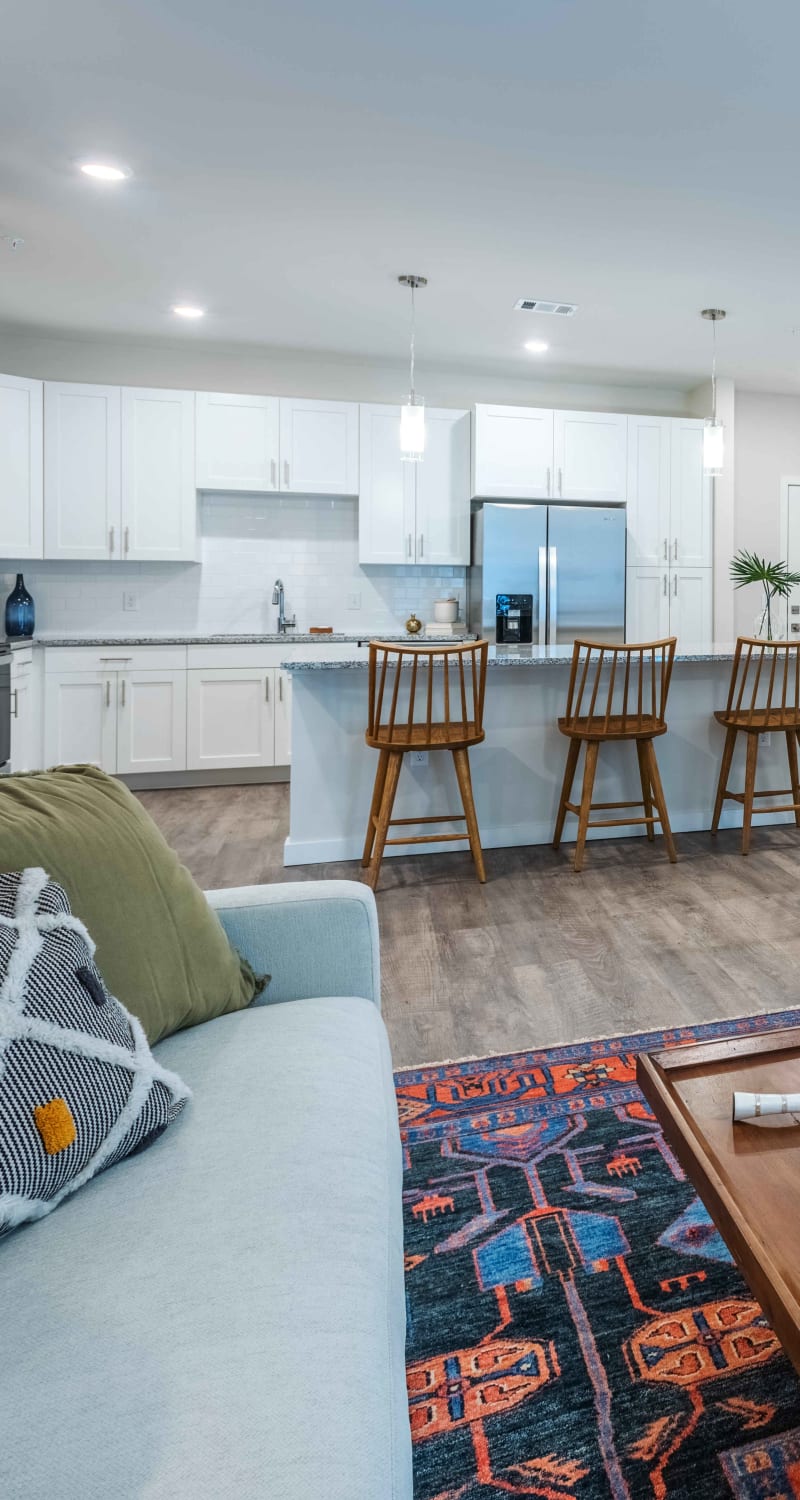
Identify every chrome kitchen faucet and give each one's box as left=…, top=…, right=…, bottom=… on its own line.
left=272, top=578, right=296, bottom=635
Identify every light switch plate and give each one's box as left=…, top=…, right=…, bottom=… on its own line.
left=123, top=591, right=139, bottom=611
left=347, top=592, right=361, bottom=610
left=411, top=750, right=428, bottom=766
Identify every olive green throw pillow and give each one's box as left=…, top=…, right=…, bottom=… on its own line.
left=0, top=766, right=264, bottom=1043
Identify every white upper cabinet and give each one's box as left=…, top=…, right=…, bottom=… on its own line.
left=415, top=409, right=471, bottom=566
left=278, top=398, right=359, bottom=495
left=626, top=414, right=672, bottom=567
left=0, top=374, right=43, bottom=559
left=195, top=392, right=279, bottom=492
left=358, top=405, right=470, bottom=565
left=472, top=404, right=554, bottom=499
left=671, top=418, right=712, bottom=568
left=121, top=388, right=197, bottom=561
left=44, top=383, right=121, bottom=560
left=358, top=404, right=415, bottom=564
left=553, top=410, right=627, bottom=503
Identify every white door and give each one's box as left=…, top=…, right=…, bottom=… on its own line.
left=414, top=409, right=470, bottom=566
left=9, top=655, right=34, bottom=772
left=626, top=565, right=670, bottom=643
left=471, top=404, right=554, bottom=499
left=186, top=668, right=275, bottom=769
left=0, top=374, right=43, bottom=558
left=626, top=414, right=671, bottom=567
left=274, top=669, right=292, bottom=765
left=670, top=419, right=712, bottom=568
left=44, top=671, right=117, bottom=770
left=116, top=669, right=187, bottom=774
left=670, top=567, right=712, bottom=647
left=358, top=404, right=416, bottom=564
left=554, top=410, right=627, bottom=503
left=44, top=383, right=121, bottom=560
left=195, top=392, right=280, bottom=492
left=121, top=388, right=197, bottom=561
left=279, top=398, right=359, bottom=495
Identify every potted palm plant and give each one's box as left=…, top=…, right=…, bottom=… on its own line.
left=730, top=550, right=800, bottom=640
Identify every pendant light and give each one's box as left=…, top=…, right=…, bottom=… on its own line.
left=701, top=308, right=726, bottom=476
left=398, top=274, right=427, bottom=461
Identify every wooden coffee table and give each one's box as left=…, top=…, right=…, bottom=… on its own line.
left=638, top=1027, right=800, bottom=1374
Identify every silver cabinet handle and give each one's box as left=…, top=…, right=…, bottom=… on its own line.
left=547, top=466, right=551, bottom=496
left=105, top=680, right=111, bottom=708
left=278, top=674, right=283, bottom=702
left=673, top=574, right=678, bottom=597
left=673, top=538, right=678, bottom=561
left=120, top=678, right=126, bottom=708
left=558, top=467, right=563, bottom=496
left=663, top=573, right=668, bottom=596
left=418, top=533, right=424, bottom=558
left=538, top=546, right=547, bottom=645
left=124, top=526, right=130, bottom=556
left=271, top=458, right=277, bottom=488
left=265, top=675, right=270, bottom=702
left=283, top=460, right=290, bottom=488
left=548, top=545, right=558, bottom=641
left=11, top=688, right=18, bottom=719
left=407, top=533, right=413, bottom=559
left=663, top=538, right=668, bottom=561
left=109, top=526, right=115, bottom=554
left=100, top=656, right=132, bottom=662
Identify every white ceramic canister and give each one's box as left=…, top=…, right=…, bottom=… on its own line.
left=433, top=598, right=459, bottom=625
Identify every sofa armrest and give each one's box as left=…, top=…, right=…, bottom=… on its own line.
left=206, top=880, right=381, bottom=1009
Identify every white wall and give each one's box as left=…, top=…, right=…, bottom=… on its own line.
left=0, top=325, right=692, bottom=415
left=734, top=390, right=800, bottom=633
left=1, top=495, right=465, bottom=637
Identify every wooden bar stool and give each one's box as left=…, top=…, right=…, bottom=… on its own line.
left=711, top=637, right=800, bottom=854
left=362, top=640, right=489, bottom=891
left=552, top=637, right=678, bottom=872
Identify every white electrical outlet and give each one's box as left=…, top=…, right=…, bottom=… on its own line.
left=123, top=591, right=139, bottom=611
left=411, top=750, right=428, bottom=766
left=347, top=592, right=361, bottom=610
left=759, top=732, right=771, bottom=747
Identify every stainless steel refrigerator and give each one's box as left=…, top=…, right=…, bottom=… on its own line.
left=468, top=502, right=627, bottom=646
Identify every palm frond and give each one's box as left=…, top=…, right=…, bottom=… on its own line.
left=730, top=549, right=800, bottom=598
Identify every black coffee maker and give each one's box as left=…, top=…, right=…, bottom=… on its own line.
left=495, top=593, right=533, bottom=644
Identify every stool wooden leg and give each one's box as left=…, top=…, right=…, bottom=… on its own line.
left=711, top=726, right=737, bottom=836
left=742, top=732, right=759, bottom=855
left=643, top=739, right=677, bottom=864
left=452, top=747, right=487, bottom=883
left=362, top=748, right=390, bottom=866
left=786, top=730, right=800, bottom=827
left=364, top=751, right=403, bottom=891
left=573, top=741, right=599, bottom=873
left=636, top=740, right=655, bottom=842
left=553, top=737, right=580, bottom=850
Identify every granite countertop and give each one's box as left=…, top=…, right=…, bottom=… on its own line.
left=31, top=631, right=475, bottom=648
left=282, top=642, right=741, bottom=671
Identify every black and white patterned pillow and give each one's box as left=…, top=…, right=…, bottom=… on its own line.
left=0, top=868, right=190, bottom=1236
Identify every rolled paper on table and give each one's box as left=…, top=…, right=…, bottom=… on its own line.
left=732, top=1091, right=800, bottom=1122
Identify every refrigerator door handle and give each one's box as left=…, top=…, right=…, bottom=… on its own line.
left=548, top=545, right=558, bottom=643
left=538, top=546, right=547, bottom=644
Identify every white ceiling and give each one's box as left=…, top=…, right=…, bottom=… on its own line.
left=1, top=0, right=800, bottom=391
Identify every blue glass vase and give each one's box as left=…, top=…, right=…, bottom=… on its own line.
left=5, top=574, right=34, bottom=639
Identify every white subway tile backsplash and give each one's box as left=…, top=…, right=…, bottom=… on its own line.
left=2, top=494, right=467, bottom=636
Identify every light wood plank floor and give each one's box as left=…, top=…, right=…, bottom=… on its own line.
left=137, top=783, right=800, bottom=1067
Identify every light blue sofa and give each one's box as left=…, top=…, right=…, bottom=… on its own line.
left=1, top=881, right=413, bottom=1500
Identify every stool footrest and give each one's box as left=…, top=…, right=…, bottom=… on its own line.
left=724, top=788, right=795, bottom=803
left=384, top=831, right=469, bottom=846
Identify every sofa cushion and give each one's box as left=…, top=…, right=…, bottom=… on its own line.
left=0, top=868, right=189, bottom=1238
left=0, top=997, right=412, bottom=1500
left=0, top=766, right=264, bottom=1042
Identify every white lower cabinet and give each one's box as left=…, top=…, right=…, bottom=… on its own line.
left=10, top=648, right=38, bottom=773
left=44, top=671, right=117, bottom=771
left=626, top=565, right=712, bottom=646
left=274, top=670, right=292, bottom=766
left=187, top=668, right=275, bottom=770
left=116, top=670, right=187, bottom=774
left=44, top=648, right=187, bottom=774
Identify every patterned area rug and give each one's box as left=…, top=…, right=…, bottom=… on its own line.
left=396, top=1010, right=800, bottom=1500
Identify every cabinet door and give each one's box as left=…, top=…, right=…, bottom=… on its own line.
left=279, top=398, right=359, bottom=495
left=274, top=669, right=292, bottom=765
left=414, top=409, right=470, bottom=566
left=671, top=419, right=712, bottom=568
left=670, top=567, right=712, bottom=647
left=121, top=388, right=197, bottom=561
left=472, top=404, right=554, bottom=499
left=116, top=669, right=187, bottom=774
left=554, top=410, right=627, bottom=503
left=358, top=404, right=416, bottom=564
left=44, top=383, right=120, bottom=560
left=186, top=668, right=275, bottom=770
left=0, top=374, right=43, bottom=558
left=44, top=672, right=116, bottom=770
left=196, top=392, right=279, bottom=492
left=9, top=656, right=34, bottom=772
left=626, top=414, right=671, bottom=567
left=626, top=565, right=670, bottom=643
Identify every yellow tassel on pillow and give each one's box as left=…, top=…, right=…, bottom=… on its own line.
left=34, top=1098, right=77, bottom=1155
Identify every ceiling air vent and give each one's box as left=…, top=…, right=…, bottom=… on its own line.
left=514, top=298, right=578, bottom=316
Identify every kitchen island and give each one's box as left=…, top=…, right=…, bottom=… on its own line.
left=281, top=643, right=795, bottom=867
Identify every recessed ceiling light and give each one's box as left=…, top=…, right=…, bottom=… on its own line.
left=172, top=305, right=205, bottom=319
left=524, top=339, right=549, bottom=354
left=79, top=162, right=131, bottom=182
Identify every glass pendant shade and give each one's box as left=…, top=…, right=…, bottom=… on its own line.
left=703, top=420, right=724, bottom=477
left=400, top=397, right=425, bottom=462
